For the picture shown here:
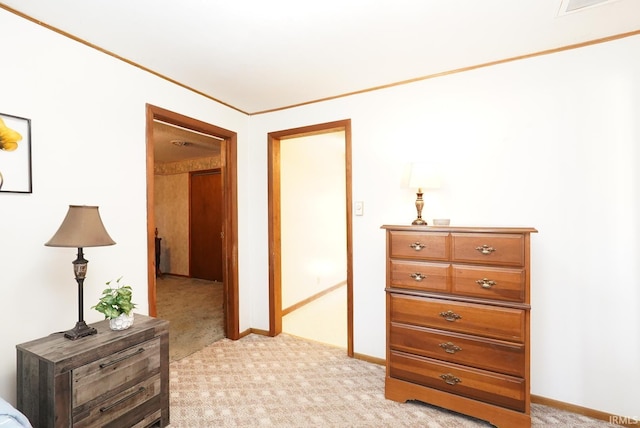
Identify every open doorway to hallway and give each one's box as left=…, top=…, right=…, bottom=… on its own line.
left=268, top=119, right=353, bottom=356
left=280, top=131, right=348, bottom=349
left=145, top=104, right=240, bottom=361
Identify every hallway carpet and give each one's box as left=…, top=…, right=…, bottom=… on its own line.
left=167, top=333, right=620, bottom=428
left=156, top=275, right=225, bottom=361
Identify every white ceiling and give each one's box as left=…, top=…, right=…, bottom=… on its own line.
left=3, top=0, right=639, bottom=115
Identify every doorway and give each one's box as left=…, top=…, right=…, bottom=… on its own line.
left=267, top=119, right=353, bottom=356
left=145, top=104, right=239, bottom=340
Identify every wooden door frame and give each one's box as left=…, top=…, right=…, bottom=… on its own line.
left=267, top=119, right=353, bottom=356
left=146, top=104, right=239, bottom=340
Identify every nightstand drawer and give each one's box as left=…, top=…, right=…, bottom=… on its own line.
left=390, top=260, right=449, bottom=292
left=389, top=323, right=525, bottom=377
left=73, top=374, right=161, bottom=428
left=73, top=337, right=161, bottom=409
left=389, top=231, right=449, bottom=261
left=389, top=293, right=525, bottom=342
left=452, top=233, right=524, bottom=266
left=131, top=410, right=162, bottom=428
left=389, top=350, right=526, bottom=412
left=452, top=265, right=525, bottom=302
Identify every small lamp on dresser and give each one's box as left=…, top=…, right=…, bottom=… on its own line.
left=408, top=162, right=441, bottom=225
left=45, top=205, right=116, bottom=340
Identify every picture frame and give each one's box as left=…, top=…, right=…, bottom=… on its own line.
left=0, top=112, right=32, bottom=193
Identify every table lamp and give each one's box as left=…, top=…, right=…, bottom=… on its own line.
left=408, top=162, right=441, bottom=225
left=45, top=205, right=116, bottom=340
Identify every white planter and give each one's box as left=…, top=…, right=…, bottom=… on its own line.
left=109, top=312, right=134, bottom=331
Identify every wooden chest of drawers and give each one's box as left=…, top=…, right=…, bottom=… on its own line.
left=382, top=225, right=536, bottom=427
left=16, top=314, right=169, bottom=428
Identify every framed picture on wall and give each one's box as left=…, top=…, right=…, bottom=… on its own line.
left=0, top=112, right=32, bottom=193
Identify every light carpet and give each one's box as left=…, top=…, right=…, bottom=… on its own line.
left=167, top=333, right=619, bottom=427
left=156, top=275, right=225, bottom=361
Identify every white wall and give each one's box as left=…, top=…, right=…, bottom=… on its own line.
left=280, top=132, right=348, bottom=348
left=247, top=35, right=640, bottom=418
left=0, top=9, right=250, bottom=403
left=280, top=132, right=347, bottom=307
left=2, top=6, right=638, bottom=420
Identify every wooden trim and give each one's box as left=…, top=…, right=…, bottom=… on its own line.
left=3, top=4, right=638, bottom=117
left=267, top=136, right=282, bottom=336
left=145, top=104, right=239, bottom=340
left=345, top=124, right=354, bottom=357
left=282, top=281, right=347, bottom=316
left=223, top=134, right=240, bottom=340
left=268, top=120, right=354, bottom=356
left=0, top=4, right=250, bottom=116
left=353, top=353, right=385, bottom=366
left=532, top=395, right=638, bottom=427
left=250, top=30, right=640, bottom=115
left=247, top=328, right=269, bottom=337
left=145, top=106, right=157, bottom=316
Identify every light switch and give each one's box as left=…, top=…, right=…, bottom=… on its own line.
left=354, top=201, right=364, bottom=216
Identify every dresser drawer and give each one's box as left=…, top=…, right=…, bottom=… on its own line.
left=452, top=233, right=524, bottom=266
left=452, top=265, right=525, bottom=302
left=73, top=337, right=161, bottom=409
left=389, top=231, right=449, bottom=261
left=389, top=293, right=525, bottom=342
left=389, top=323, right=525, bottom=377
left=73, top=374, right=161, bottom=428
left=389, top=350, right=526, bottom=412
left=390, top=260, right=449, bottom=292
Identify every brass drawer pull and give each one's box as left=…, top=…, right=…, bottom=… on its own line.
left=99, top=347, right=145, bottom=369
left=475, top=244, right=496, bottom=255
left=100, top=387, right=146, bottom=413
left=439, top=310, right=462, bottom=322
left=476, top=278, right=496, bottom=289
left=439, top=342, right=462, bottom=354
left=409, top=242, right=425, bottom=251
left=440, top=373, right=461, bottom=385
left=410, top=272, right=426, bottom=281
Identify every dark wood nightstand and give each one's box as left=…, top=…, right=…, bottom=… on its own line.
left=16, top=314, right=169, bottom=428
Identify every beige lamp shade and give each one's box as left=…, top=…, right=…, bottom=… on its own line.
left=45, top=205, right=116, bottom=248
left=408, top=162, right=441, bottom=191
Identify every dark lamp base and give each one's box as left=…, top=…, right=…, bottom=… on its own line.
left=64, top=321, right=97, bottom=340
left=412, top=218, right=428, bottom=225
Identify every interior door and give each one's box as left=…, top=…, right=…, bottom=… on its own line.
left=190, top=169, right=223, bottom=281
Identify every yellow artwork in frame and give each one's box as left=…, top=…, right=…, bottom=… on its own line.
left=0, top=112, right=32, bottom=193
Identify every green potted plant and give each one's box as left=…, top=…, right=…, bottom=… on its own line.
left=92, top=277, right=137, bottom=330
